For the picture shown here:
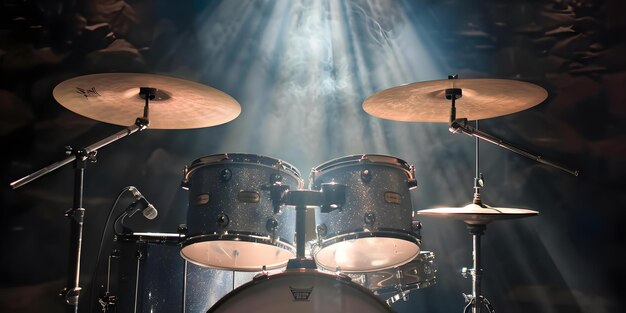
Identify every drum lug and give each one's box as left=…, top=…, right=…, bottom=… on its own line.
left=219, top=168, right=232, bottom=182
left=411, top=220, right=422, bottom=236
left=407, top=165, right=418, bottom=190
left=216, top=213, right=230, bottom=228
left=364, top=213, right=376, bottom=226
left=360, top=169, right=372, bottom=184
left=180, top=165, right=191, bottom=190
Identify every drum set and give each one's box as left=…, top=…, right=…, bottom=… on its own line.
left=9, top=73, right=578, bottom=313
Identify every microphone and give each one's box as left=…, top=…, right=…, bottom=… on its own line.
left=127, top=186, right=158, bottom=220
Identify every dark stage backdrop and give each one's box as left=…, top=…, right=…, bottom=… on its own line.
left=1, top=1, right=624, bottom=313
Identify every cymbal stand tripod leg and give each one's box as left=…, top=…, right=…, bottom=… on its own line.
left=462, top=224, right=495, bottom=313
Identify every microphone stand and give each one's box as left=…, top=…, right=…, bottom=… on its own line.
left=9, top=87, right=156, bottom=313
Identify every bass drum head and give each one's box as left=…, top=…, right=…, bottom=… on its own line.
left=208, top=270, right=394, bottom=313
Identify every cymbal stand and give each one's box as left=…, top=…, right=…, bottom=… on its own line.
left=444, top=80, right=494, bottom=313
left=462, top=223, right=495, bottom=313
left=464, top=127, right=492, bottom=313
left=9, top=87, right=156, bottom=313
left=444, top=76, right=579, bottom=177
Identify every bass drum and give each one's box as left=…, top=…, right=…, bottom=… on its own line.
left=110, top=233, right=257, bottom=313
left=207, top=270, right=394, bottom=313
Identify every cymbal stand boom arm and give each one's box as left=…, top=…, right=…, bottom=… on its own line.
left=9, top=90, right=153, bottom=312
left=448, top=118, right=578, bottom=176
left=442, top=78, right=578, bottom=177
left=10, top=118, right=149, bottom=189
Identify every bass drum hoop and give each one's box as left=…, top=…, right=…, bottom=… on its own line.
left=207, top=270, right=394, bottom=313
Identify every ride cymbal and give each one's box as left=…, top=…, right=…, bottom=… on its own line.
left=53, top=73, right=241, bottom=129
left=417, top=204, right=538, bottom=225
left=363, top=78, right=548, bottom=122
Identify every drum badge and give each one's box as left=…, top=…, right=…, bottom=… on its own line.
left=289, top=286, right=313, bottom=301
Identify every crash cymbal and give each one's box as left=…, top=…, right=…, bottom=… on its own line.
left=417, top=203, right=538, bottom=225
left=53, top=73, right=241, bottom=129
left=363, top=78, right=548, bottom=122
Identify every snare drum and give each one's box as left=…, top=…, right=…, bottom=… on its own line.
left=181, top=153, right=303, bottom=271
left=347, top=251, right=437, bottom=295
left=310, top=154, right=420, bottom=272
left=208, top=270, right=394, bottom=313
left=109, top=233, right=257, bottom=313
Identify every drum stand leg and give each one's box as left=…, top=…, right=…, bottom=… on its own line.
left=286, top=205, right=317, bottom=269
left=284, top=191, right=328, bottom=269
left=295, top=205, right=307, bottom=259
left=461, top=224, right=495, bottom=313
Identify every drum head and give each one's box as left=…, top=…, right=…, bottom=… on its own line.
left=208, top=270, right=393, bottom=313
left=181, top=239, right=295, bottom=271
left=314, top=237, right=420, bottom=272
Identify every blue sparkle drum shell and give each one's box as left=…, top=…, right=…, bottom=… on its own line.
left=181, top=153, right=303, bottom=271
left=111, top=233, right=257, bottom=313
left=310, top=154, right=420, bottom=272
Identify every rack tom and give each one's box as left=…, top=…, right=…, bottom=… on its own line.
left=310, top=154, right=420, bottom=272
left=181, top=153, right=303, bottom=271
